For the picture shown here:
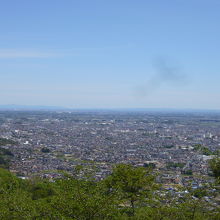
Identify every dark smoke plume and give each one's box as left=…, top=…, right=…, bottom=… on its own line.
left=135, top=58, right=187, bottom=97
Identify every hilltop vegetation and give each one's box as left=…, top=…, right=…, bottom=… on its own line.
left=0, top=147, right=14, bottom=169
left=0, top=137, right=17, bottom=146
left=0, top=138, right=15, bottom=169
left=0, top=162, right=219, bottom=219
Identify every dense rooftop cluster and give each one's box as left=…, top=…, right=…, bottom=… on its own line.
left=0, top=111, right=219, bottom=188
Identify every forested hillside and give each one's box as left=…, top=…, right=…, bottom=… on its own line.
left=0, top=162, right=219, bottom=219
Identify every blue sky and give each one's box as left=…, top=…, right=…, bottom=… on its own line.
left=0, top=0, right=220, bottom=109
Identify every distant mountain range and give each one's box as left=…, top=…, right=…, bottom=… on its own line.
left=0, top=105, right=220, bottom=113
left=0, top=105, right=69, bottom=111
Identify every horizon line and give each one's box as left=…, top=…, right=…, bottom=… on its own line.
left=0, top=104, right=220, bottom=112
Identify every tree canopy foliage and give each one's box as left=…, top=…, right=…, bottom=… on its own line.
left=0, top=163, right=219, bottom=219
left=209, top=156, right=220, bottom=179
left=0, top=138, right=17, bottom=146
left=0, top=147, right=14, bottom=169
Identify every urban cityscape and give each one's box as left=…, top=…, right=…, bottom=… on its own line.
left=1, top=110, right=219, bottom=188
left=1, top=1, right=220, bottom=217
